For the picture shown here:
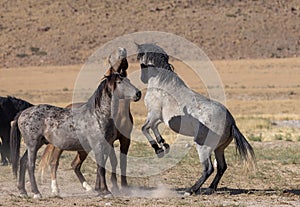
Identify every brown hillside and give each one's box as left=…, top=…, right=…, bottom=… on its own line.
left=0, top=0, right=299, bottom=68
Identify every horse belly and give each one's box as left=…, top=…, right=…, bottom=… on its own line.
left=44, top=127, right=85, bottom=151
left=167, top=115, right=195, bottom=137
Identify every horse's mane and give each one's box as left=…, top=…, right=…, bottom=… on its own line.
left=117, top=58, right=128, bottom=77
left=137, top=43, right=174, bottom=72
left=86, top=74, right=119, bottom=112
left=152, top=66, right=187, bottom=89
left=86, top=79, right=108, bottom=112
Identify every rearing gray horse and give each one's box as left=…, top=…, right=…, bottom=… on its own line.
left=136, top=43, right=255, bottom=195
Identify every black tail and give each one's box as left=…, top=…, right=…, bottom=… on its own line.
left=10, top=113, right=22, bottom=178
left=232, top=124, right=256, bottom=170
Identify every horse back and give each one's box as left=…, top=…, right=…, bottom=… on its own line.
left=18, top=104, right=71, bottom=135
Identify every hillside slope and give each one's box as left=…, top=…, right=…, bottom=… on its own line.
left=0, top=0, right=299, bottom=67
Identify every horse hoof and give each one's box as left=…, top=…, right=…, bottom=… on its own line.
left=163, top=143, right=170, bottom=154
left=97, top=190, right=112, bottom=198
left=51, top=191, right=60, bottom=197
left=183, top=191, right=192, bottom=197
left=156, top=148, right=164, bottom=158
left=104, top=193, right=113, bottom=198
left=83, top=181, right=93, bottom=192
left=111, top=185, right=120, bottom=195
left=33, top=193, right=42, bottom=199
left=2, top=162, right=8, bottom=166
left=19, top=192, right=28, bottom=198
left=205, top=188, right=215, bottom=195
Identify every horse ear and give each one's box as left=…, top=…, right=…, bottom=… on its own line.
left=134, top=42, right=141, bottom=49
left=104, top=56, right=111, bottom=70
left=105, top=73, right=117, bottom=94
left=103, top=67, right=114, bottom=77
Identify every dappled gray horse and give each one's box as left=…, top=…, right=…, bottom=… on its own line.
left=38, top=47, right=135, bottom=195
left=136, top=43, right=255, bottom=195
left=10, top=70, right=141, bottom=199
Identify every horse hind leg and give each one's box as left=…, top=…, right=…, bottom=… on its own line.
left=27, top=140, right=44, bottom=199
left=48, top=146, right=63, bottom=196
left=185, top=144, right=214, bottom=196
left=18, top=150, right=28, bottom=197
left=71, top=151, right=92, bottom=192
left=207, top=149, right=227, bottom=194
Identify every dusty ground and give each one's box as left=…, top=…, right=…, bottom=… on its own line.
left=0, top=58, right=299, bottom=206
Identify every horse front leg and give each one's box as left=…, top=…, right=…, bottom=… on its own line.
left=109, top=145, right=119, bottom=193
left=27, top=141, right=44, bottom=199
left=71, top=151, right=92, bottom=192
left=118, top=133, right=132, bottom=190
left=142, top=119, right=164, bottom=158
left=152, top=124, right=170, bottom=154
left=93, top=142, right=112, bottom=197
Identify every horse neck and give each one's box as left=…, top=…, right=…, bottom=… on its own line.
left=149, top=69, right=187, bottom=90
left=95, top=92, right=112, bottom=118
left=87, top=82, right=112, bottom=118
left=112, top=99, right=130, bottom=119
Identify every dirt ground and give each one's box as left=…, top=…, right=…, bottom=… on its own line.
left=0, top=58, right=299, bottom=206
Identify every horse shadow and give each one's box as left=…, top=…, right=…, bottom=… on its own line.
left=175, top=187, right=300, bottom=196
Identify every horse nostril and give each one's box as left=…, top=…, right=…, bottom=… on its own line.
left=136, top=91, right=142, bottom=99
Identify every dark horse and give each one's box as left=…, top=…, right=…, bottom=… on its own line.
left=0, top=96, right=33, bottom=165
left=10, top=70, right=141, bottom=199
left=136, top=43, right=255, bottom=196
left=38, top=47, right=135, bottom=195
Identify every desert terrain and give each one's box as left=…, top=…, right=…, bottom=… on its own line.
left=0, top=0, right=300, bottom=206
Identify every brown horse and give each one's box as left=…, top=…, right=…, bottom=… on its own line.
left=38, top=47, right=134, bottom=195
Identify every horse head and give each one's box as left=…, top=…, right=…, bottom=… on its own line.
left=103, top=69, right=141, bottom=102
left=136, top=43, right=174, bottom=71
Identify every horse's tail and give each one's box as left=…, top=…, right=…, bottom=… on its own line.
left=10, top=113, right=22, bottom=178
left=38, top=144, right=55, bottom=182
left=232, top=124, right=256, bottom=171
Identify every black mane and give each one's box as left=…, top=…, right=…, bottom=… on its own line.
left=136, top=43, right=174, bottom=71
left=86, top=73, right=119, bottom=112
